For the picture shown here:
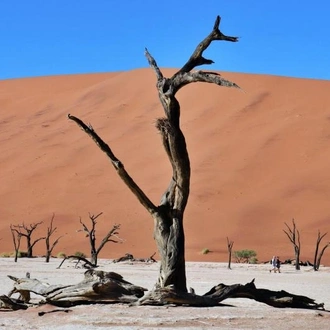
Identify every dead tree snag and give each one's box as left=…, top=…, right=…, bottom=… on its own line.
left=10, top=224, right=22, bottom=262
left=226, top=237, right=234, bottom=269
left=69, top=15, right=238, bottom=294
left=78, top=212, right=122, bottom=266
left=284, top=219, right=301, bottom=270
left=313, top=230, right=330, bottom=271
left=4, top=272, right=325, bottom=310
left=65, top=15, right=325, bottom=309
left=11, top=222, right=45, bottom=258
left=45, top=214, right=63, bottom=262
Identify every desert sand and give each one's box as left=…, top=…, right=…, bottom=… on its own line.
left=0, top=258, right=329, bottom=329
left=1, top=69, right=330, bottom=265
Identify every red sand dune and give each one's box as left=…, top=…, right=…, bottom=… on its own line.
left=1, top=69, right=330, bottom=265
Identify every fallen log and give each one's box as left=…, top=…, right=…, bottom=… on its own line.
left=57, top=255, right=98, bottom=269
left=136, top=279, right=326, bottom=310
left=0, top=295, right=28, bottom=310
left=7, top=270, right=147, bottom=307
left=5, top=271, right=327, bottom=311
left=113, top=252, right=157, bottom=263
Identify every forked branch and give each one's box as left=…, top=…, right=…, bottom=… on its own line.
left=171, top=70, right=240, bottom=94
left=67, top=114, right=157, bottom=215
left=177, top=15, right=238, bottom=75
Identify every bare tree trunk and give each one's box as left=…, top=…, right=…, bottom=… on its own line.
left=313, top=231, right=329, bottom=271
left=10, top=225, right=21, bottom=263
left=316, top=244, right=329, bottom=270
left=227, top=237, right=234, bottom=269
left=284, top=219, right=301, bottom=270
left=68, top=15, right=239, bottom=293
left=45, top=214, right=63, bottom=263
left=26, top=236, right=32, bottom=258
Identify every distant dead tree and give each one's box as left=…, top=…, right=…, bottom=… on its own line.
left=79, top=212, right=122, bottom=266
left=45, top=214, right=63, bottom=262
left=313, top=230, right=330, bottom=271
left=10, top=224, right=22, bottom=262
left=11, top=222, right=45, bottom=258
left=283, top=219, right=301, bottom=270
left=226, top=237, right=234, bottom=269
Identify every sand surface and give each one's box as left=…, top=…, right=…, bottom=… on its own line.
left=1, top=69, right=330, bottom=265
left=0, top=258, right=329, bottom=329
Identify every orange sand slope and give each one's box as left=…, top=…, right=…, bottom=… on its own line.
left=1, top=69, right=330, bottom=265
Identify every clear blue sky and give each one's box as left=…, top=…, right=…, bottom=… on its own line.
left=1, top=1, right=329, bottom=80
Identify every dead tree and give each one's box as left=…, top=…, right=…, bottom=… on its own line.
left=283, top=219, right=301, bottom=270
left=226, top=237, right=234, bottom=269
left=10, top=225, right=22, bottom=262
left=313, top=230, right=330, bottom=271
left=79, top=212, right=122, bottom=266
left=12, top=222, right=45, bottom=258
left=66, top=16, right=325, bottom=308
left=45, top=214, right=63, bottom=262
left=69, top=15, right=239, bottom=293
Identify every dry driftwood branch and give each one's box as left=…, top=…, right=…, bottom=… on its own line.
left=6, top=270, right=147, bottom=308
left=57, top=255, right=98, bottom=269
left=136, top=279, right=326, bottom=310
left=0, top=295, right=28, bottom=310
left=5, top=271, right=326, bottom=311
left=113, top=252, right=157, bottom=263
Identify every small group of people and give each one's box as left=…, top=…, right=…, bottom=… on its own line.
left=270, top=255, right=281, bottom=273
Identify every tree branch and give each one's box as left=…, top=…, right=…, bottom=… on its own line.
left=79, top=217, right=90, bottom=233
left=96, top=224, right=122, bottom=254
left=68, top=114, right=157, bottom=215
left=176, top=15, right=238, bottom=75
left=171, top=70, right=240, bottom=94
left=145, top=48, right=164, bottom=82
left=31, top=237, right=46, bottom=249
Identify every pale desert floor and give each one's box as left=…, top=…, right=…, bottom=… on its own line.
left=0, top=258, right=330, bottom=329
left=2, top=71, right=330, bottom=266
